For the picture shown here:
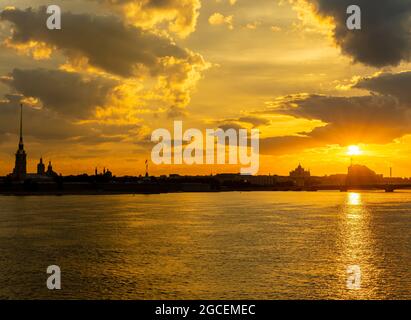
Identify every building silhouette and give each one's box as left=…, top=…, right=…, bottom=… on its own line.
left=346, top=164, right=383, bottom=185
left=289, top=163, right=310, bottom=178
left=94, top=167, right=113, bottom=178
left=289, top=164, right=311, bottom=187
left=46, top=161, right=58, bottom=177
left=37, top=157, right=45, bottom=175
left=9, top=104, right=59, bottom=181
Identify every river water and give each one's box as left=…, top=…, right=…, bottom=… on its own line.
left=0, top=191, right=410, bottom=299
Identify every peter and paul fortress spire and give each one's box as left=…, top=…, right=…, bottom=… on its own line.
left=12, top=104, right=27, bottom=180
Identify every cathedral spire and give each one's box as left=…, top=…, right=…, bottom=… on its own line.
left=13, top=103, right=27, bottom=180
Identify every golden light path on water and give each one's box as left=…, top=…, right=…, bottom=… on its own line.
left=339, top=192, right=376, bottom=299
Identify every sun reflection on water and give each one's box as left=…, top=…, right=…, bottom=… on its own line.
left=348, top=192, right=361, bottom=206
left=339, top=192, right=379, bottom=299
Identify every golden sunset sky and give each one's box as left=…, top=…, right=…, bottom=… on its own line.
left=1, top=0, right=411, bottom=177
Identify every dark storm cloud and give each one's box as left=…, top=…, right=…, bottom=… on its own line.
left=307, top=0, right=411, bottom=67
left=1, top=68, right=117, bottom=118
left=0, top=6, right=188, bottom=77
left=355, top=71, right=411, bottom=104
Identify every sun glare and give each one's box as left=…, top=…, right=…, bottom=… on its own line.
left=347, top=145, right=362, bottom=156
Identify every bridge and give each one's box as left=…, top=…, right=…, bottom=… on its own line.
left=307, top=184, right=411, bottom=193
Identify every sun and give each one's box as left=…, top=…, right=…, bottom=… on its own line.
left=347, top=145, right=362, bottom=156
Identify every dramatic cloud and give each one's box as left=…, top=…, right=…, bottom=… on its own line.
left=303, top=103, right=409, bottom=145
left=91, top=0, right=202, bottom=37
left=275, top=95, right=409, bottom=143
left=0, top=6, right=208, bottom=116
left=302, top=0, right=411, bottom=67
left=355, top=71, right=411, bottom=105
left=0, top=94, right=136, bottom=144
left=259, top=70, right=411, bottom=154
left=1, top=68, right=117, bottom=119
left=0, top=7, right=189, bottom=77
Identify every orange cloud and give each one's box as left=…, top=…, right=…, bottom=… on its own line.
left=94, top=0, right=202, bottom=38
left=208, top=12, right=234, bottom=30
